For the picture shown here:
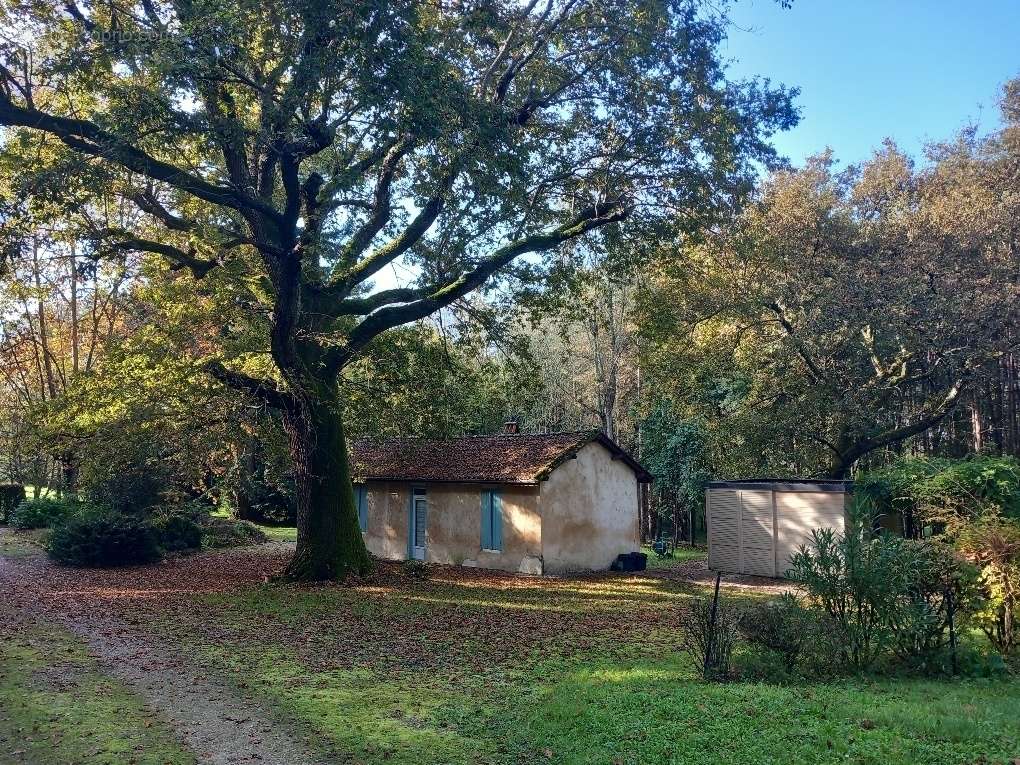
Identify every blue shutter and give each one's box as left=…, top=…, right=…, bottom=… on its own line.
left=481, top=491, right=493, bottom=549
left=491, top=492, right=502, bottom=551
left=356, top=486, right=368, bottom=532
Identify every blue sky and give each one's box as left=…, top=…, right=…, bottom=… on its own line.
left=723, top=0, right=1020, bottom=167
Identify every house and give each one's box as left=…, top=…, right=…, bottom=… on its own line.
left=349, top=429, right=651, bottom=575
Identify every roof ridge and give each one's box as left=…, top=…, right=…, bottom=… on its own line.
left=352, top=430, right=595, bottom=442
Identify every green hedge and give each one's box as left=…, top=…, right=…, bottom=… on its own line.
left=10, top=497, right=78, bottom=530
left=0, top=484, right=25, bottom=524
left=48, top=513, right=162, bottom=567
left=856, top=455, right=1020, bottom=534
left=152, top=513, right=203, bottom=552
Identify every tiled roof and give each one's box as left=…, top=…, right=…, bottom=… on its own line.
left=350, top=431, right=651, bottom=485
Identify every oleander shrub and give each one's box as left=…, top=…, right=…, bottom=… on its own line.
left=789, top=513, right=984, bottom=673
left=48, top=512, right=162, bottom=567
left=0, top=484, right=25, bottom=524
left=10, top=497, right=77, bottom=530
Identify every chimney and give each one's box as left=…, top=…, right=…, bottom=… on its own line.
left=503, top=419, right=520, bottom=434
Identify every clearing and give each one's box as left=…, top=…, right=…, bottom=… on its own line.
left=1, top=529, right=1017, bottom=765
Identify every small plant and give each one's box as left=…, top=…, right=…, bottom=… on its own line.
left=0, top=483, right=25, bottom=524
left=787, top=522, right=895, bottom=670
left=679, top=577, right=741, bottom=680
left=48, top=512, right=162, bottom=567
left=153, top=513, right=203, bottom=552
left=739, top=593, right=816, bottom=672
left=10, top=497, right=78, bottom=529
left=401, top=559, right=429, bottom=580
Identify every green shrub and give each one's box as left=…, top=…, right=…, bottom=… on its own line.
left=153, top=513, right=203, bottom=552
left=857, top=455, right=1020, bottom=536
left=84, top=463, right=167, bottom=515
left=678, top=594, right=742, bottom=681
left=48, top=513, right=162, bottom=567
left=789, top=512, right=983, bottom=673
left=885, top=540, right=981, bottom=670
left=957, top=517, right=1020, bottom=657
left=10, top=497, right=77, bottom=529
left=401, top=559, right=429, bottom=580
left=739, top=593, right=817, bottom=672
left=200, top=517, right=268, bottom=548
left=0, top=483, right=26, bottom=524
left=788, top=520, right=899, bottom=670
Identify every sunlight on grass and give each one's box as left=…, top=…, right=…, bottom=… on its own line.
left=184, top=574, right=1020, bottom=765
left=0, top=625, right=195, bottom=765
left=207, top=646, right=502, bottom=765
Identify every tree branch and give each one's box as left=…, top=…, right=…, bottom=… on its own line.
left=338, top=199, right=630, bottom=362
left=0, top=96, right=281, bottom=222
left=105, top=236, right=217, bottom=278
left=205, top=360, right=296, bottom=411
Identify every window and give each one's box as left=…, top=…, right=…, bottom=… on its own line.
left=355, top=485, right=368, bottom=532
left=481, top=490, right=503, bottom=551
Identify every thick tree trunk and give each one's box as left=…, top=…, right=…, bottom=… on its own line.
left=282, top=386, right=371, bottom=581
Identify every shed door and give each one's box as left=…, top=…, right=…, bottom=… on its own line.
left=739, top=489, right=776, bottom=577
left=707, top=489, right=740, bottom=573
left=411, top=488, right=427, bottom=560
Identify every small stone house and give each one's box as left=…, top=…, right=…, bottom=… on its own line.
left=349, top=430, right=651, bottom=575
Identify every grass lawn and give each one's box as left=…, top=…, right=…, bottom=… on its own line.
left=2, top=531, right=1018, bottom=765
left=0, top=623, right=194, bottom=765
left=153, top=563, right=1018, bottom=765
left=641, top=543, right=708, bottom=570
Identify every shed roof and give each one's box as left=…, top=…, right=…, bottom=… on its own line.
left=351, top=431, right=652, bottom=485
left=706, top=479, right=853, bottom=493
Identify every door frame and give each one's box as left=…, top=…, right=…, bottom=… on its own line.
left=409, top=487, right=427, bottom=561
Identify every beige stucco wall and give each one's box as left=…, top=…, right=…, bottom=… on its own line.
left=360, top=481, right=543, bottom=574
left=538, top=441, right=641, bottom=574
left=362, top=482, right=411, bottom=561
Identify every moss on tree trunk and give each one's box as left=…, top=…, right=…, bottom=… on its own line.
left=282, top=387, right=371, bottom=581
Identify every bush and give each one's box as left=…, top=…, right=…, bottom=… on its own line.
left=10, top=497, right=77, bottom=529
left=679, top=592, right=742, bottom=680
left=739, top=593, right=817, bottom=672
left=48, top=512, right=162, bottom=567
left=200, top=517, right=268, bottom=548
left=857, top=455, right=1020, bottom=536
left=957, top=517, right=1020, bottom=657
left=885, top=540, right=981, bottom=670
left=0, top=484, right=25, bottom=524
left=789, top=511, right=982, bottom=672
left=401, top=559, right=429, bottom=580
left=788, top=520, right=900, bottom=670
left=153, top=513, right=203, bottom=552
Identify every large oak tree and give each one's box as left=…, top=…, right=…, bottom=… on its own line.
left=0, top=0, right=795, bottom=579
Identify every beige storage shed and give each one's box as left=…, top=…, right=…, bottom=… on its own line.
left=706, top=480, right=852, bottom=579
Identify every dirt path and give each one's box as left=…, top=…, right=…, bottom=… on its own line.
left=0, top=529, right=328, bottom=765
left=640, top=555, right=799, bottom=595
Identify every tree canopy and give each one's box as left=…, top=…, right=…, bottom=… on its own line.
left=0, top=0, right=796, bottom=578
